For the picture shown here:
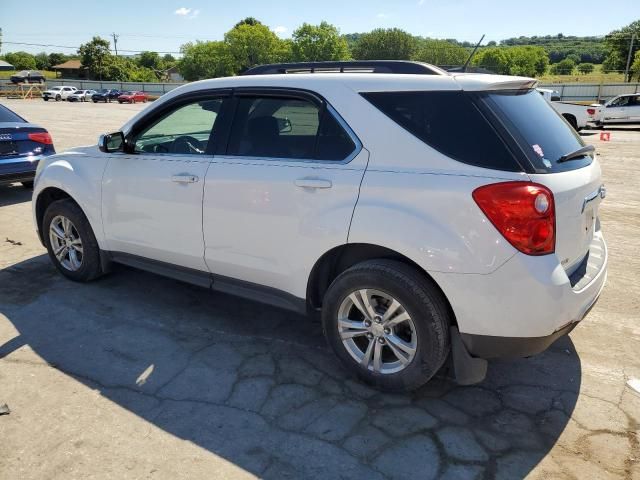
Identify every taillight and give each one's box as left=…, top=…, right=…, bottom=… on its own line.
left=587, top=108, right=596, bottom=115
left=28, top=132, right=53, bottom=145
left=473, top=182, right=555, bottom=256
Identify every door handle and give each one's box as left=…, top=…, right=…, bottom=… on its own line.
left=172, top=174, right=199, bottom=184
left=295, top=178, right=332, bottom=189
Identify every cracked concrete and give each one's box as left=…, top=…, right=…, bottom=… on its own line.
left=1, top=100, right=639, bottom=479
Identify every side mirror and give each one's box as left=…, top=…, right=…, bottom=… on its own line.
left=99, top=132, right=125, bottom=153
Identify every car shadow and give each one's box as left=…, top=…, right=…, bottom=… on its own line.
left=0, top=183, right=33, bottom=207
left=0, top=255, right=581, bottom=479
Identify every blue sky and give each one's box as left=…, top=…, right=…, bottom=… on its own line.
left=1, top=0, right=637, bottom=55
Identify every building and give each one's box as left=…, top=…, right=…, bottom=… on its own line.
left=52, top=60, right=88, bottom=79
left=0, top=60, right=15, bottom=71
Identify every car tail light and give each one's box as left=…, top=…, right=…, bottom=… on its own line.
left=587, top=108, right=596, bottom=115
left=28, top=132, right=53, bottom=145
left=473, top=181, right=555, bottom=255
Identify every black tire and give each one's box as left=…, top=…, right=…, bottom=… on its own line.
left=43, top=98, right=49, bottom=102
left=43, top=199, right=104, bottom=282
left=563, top=114, right=578, bottom=131
left=322, top=259, right=451, bottom=391
left=93, top=99, right=98, bottom=103
left=21, top=181, right=34, bottom=189
left=55, top=94, right=61, bottom=102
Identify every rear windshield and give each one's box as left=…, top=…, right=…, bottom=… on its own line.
left=0, top=105, right=25, bottom=123
left=361, top=91, right=521, bottom=172
left=480, top=89, right=591, bottom=173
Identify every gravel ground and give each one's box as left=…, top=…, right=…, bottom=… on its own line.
left=0, top=98, right=639, bottom=480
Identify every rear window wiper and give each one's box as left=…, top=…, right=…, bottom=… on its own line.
left=557, top=145, right=595, bottom=163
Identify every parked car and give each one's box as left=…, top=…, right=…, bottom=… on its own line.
left=92, top=89, right=122, bottom=103
left=117, top=91, right=147, bottom=104
left=42, top=86, right=77, bottom=101
left=67, top=90, right=97, bottom=102
left=0, top=104, right=55, bottom=188
left=33, top=61, right=607, bottom=391
left=10, top=70, right=46, bottom=84
left=588, top=94, right=640, bottom=126
left=537, top=88, right=590, bottom=131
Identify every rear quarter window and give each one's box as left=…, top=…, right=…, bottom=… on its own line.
left=0, top=105, right=25, bottom=123
left=361, top=91, right=522, bottom=172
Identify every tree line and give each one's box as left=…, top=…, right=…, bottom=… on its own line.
left=1, top=18, right=639, bottom=82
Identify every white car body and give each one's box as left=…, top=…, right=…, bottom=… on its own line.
left=537, top=88, right=590, bottom=130
left=588, top=93, right=640, bottom=125
left=42, top=86, right=77, bottom=101
left=67, top=90, right=96, bottom=102
left=33, top=65, right=607, bottom=385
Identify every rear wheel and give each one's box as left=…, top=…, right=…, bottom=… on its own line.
left=563, top=114, right=578, bottom=131
left=322, top=259, right=451, bottom=391
left=43, top=199, right=104, bottom=282
left=55, top=94, right=61, bottom=102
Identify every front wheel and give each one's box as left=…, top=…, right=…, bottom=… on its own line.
left=55, top=95, right=61, bottom=101
left=322, top=259, right=451, bottom=391
left=43, top=199, right=104, bottom=282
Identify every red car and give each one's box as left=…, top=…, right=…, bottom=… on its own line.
left=117, top=91, right=147, bottom=104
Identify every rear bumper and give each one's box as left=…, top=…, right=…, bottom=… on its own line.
left=0, top=156, right=41, bottom=184
left=432, top=229, right=608, bottom=358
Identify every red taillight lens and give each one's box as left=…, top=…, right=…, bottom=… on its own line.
left=473, top=182, right=555, bottom=256
left=28, top=132, right=53, bottom=145
left=587, top=108, right=596, bottom=115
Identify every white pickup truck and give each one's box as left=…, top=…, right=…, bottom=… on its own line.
left=537, top=88, right=590, bottom=131
left=587, top=93, right=640, bottom=126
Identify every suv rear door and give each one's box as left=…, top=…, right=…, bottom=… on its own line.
left=202, top=89, right=367, bottom=301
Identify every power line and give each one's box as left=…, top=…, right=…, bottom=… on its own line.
left=2, top=41, right=182, bottom=55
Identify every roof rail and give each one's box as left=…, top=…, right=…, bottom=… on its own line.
left=242, top=61, right=446, bottom=76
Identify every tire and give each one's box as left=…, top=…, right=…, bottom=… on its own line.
left=21, top=181, right=34, bottom=189
left=563, top=114, right=578, bottom=131
left=43, top=199, right=104, bottom=282
left=322, top=259, right=451, bottom=391
left=55, top=94, right=61, bottom=102
left=44, top=98, right=49, bottom=102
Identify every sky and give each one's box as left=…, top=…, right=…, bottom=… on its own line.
left=0, top=0, right=637, bottom=56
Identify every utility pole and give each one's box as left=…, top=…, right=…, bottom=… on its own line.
left=111, top=32, right=119, bottom=56
left=624, top=33, right=636, bottom=83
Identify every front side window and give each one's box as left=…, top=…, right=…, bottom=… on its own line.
left=132, top=98, right=223, bottom=155
left=227, top=95, right=356, bottom=161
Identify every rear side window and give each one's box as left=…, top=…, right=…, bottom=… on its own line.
left=362, top=91, right=520, bottom=171
left=482, top=89, right=590, bottom=173
left=0, top=105, right=25, bottom=123
left=227, top=95, right=356, bottom=161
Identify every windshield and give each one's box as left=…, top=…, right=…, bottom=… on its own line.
left=121, top=91, right=133, bottom=95
left=50, top=87, right=62, bottom=91
left=480, top=89, right=591, bottom=173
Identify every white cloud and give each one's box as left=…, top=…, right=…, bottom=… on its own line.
left=274, top=26, right=288, bottom=34
left=376, top=13, right=388, bottom=18
left=175, top=7, right=199, bottom=18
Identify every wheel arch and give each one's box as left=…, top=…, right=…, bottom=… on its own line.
left=562, top=113, right=578, bottom=129
left=35, top=187, right=78, bottom=244
left=306, top=242, right=457, bottom=326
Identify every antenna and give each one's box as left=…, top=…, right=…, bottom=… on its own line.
left=463, top=34, right=485, bottom=72
left=111, top=33, right=120, bottom=56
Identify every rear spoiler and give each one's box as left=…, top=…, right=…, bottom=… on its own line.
left=452, top=74, right=538, bottom=92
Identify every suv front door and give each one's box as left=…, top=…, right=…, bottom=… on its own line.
left=202, top=90, right=367, bottom=303
left=102, top=94, right=228, bottom=271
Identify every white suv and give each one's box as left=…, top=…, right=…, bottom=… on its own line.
left=33, top=61, right=607, bottom=391
left=42, top=85, right=77, bottom=101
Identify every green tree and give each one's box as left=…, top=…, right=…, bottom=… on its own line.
left=603, top=20, right=640, bottom=75
left=78, top=36, right=111, bottom=78
left=413, top=39, right=468, bottom=67
left=352, top=28, right=417, bottom=60
left=630, top=50, right=640, bottom=81
left=291, top=22, right=350, bottom=62
left=34, top=52, right=51, bottom=70
left=508, top=46, right=548, bottom=76
left=48, top=52, right=67, bottom=68
left=178, top=41, right=236, bottom=80
left=234, top=17, right=262, bottom=28
left=4, top=51, right=36, bottom=70
left=549, top=58, right=576, bottom=75
left=472, top=48, right=511, bottom=74
left=577, top=62, right=595, bottom=74
left=225, top=22, right=283, bottom=72
left=137, top=51, right=161, bottom=70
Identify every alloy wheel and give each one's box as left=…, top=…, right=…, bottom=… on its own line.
left=338, top=289, right=417, bottom=374
left=49, top=215, right=83, bottom=271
